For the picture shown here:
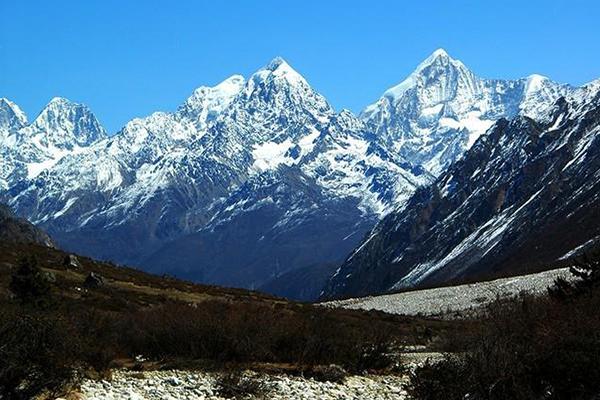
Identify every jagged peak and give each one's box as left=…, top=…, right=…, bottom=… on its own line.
left=178, top=75, right=246, bottom=123
left=414, top=48, right=465, bottom=72
left=522, top=74, right=552, bottom=95
left=265, top=56, right=289, bottom=71
left=381, top=49, right=471, bottom=100
left=0, top=97, right=28, bottom=128
left=250, top=56, right=308, bottom=87
left=37, top=97, right=95, bottom=118
left=189, top=75, right=245, bottom=97
left=29, top=97, right=107, bottom=144
left=48, top=96, right=72, bottom=105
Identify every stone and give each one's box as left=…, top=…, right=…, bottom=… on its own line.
left=64, top=254, right=82, bottom=269
left=84, top=272, right=104, bottom=288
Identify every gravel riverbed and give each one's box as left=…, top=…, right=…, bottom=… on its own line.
left=324, top=268, right=571, bottom=317
left=78, top=369, right=409, bottom=399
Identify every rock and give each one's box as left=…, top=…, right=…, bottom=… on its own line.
left=64, top=254, right=82, bottom=269
left=84, top=272, right=104, bottom=288
left=42, top=271, right=57, bottom=283
left=167, top=376, right=181, bottom=386
left=79, top=368, right=408, bottom=399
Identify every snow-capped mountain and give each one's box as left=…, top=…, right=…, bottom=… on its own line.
left=1, top=57, right=427, bottom=296
left=1, top=50, right=591, bottom=300
left=323, top=80, right=600, bottom=299
left=0, top=97, right=106, bottom=190
left=361, top=49, right=571, bottom=176
left=0, top=98, right=28, bottom=136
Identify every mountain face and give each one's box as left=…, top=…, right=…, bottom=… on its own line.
left=0, top=97, right=107, bottom=190
left=0, top=50, right=589, bottom=300
left=1, top=58, right=428, bottom=296
left=323, top=81, right=600, bottom=299
left=361, top=49, right=571, bottom=176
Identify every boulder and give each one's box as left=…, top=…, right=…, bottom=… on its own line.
left=64, top=254, right=82, bottom=269
left=84, top=272, right=104, bottom=288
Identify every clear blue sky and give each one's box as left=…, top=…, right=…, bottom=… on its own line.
left=1, top=0, right=599, bottom=133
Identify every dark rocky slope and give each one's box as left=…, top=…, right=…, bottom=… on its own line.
left=323, top=83, right=600, bottom=299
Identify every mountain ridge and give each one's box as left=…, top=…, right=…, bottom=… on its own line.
left=322, top=81, right=600, bottom=299
left=1, top=50, right=595, bottom=299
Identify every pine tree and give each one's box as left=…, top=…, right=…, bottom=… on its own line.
left=549, top=250, right=600, bottom=299
left=9, top=256, right=52, bottom=305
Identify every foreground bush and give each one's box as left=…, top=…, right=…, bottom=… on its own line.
left=0, top=299, right=399, bottom=398
left=0, top=308, right=78, bottom=399
left=215, top=371, right=271, bottom=399
left=408, top=291, right=600, bottom=400
left=119, top=301, right=395, bottom=372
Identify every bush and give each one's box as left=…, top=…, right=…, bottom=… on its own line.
left=118, top=301, right=397, bottom=372
left=9, top=256, right=52, bottom=306
left=214, top=371, right=271, bottom=399
left=307, top=364, right=347, bottom=383
left=0, top=308, right=79, bottom=399
left=408, top=293, right=600, bottom=400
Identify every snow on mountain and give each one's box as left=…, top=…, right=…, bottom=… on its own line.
left=0, top=97, right=107, bottom=190
left=1, top=51, right=588, bottom=300
left=2, top=57, right=427, bottom=296
left=361, top=49, right=572, bottom=176
left=176, top=75, right=245, bottom=130
left=0, top=98, right=28, bottom=138
left=323, top=79, right=600, bottom=299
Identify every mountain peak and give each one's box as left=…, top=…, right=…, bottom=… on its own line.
left=266, top=56, right=289, bottom=71
left=251, top=57, right=307, bottom=87
left=31, top=97, right=107, bottom=147
left=48, top=96, right=72, bottom=105
left=0, top=98, right=28, bottom=131
left=177, top=75, right=246, bottom=126
left=429, top=48, right=450, bottom=58
left=379, top=49, right=470, bottom=100
left=414, top=48, right=464, bottom=72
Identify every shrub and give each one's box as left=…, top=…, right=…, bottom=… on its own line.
left=408, top=292, right=600, bottom=400
left=214, top=370, right=270, bottom=399
left=307, top=364, right=347, bottom=383
left=118, top=301, right=397, bottom=372
left=9, top=256, right=52, bottom=306
left=0, top=308, right=79, bottom=399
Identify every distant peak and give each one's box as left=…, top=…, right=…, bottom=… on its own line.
left=0, top=97, right=28, bottom=128
left=33, top=97, right=106, bottom=141
left=524, top=74, right=551, bottom=95
left=180, top=74, right=246, bottom=118
left=0, top=97, right=23, bottom=111
left=526, top=74, right=549, bottom=84
left=43, top=97, right=87, bottom=112
left=48, top=96, right=72, bottom=105
left=379, top=49, right=470, bottom=100
left=430, top=48, right=449, bottom=58
left=214, top=74, right=245, bottom=91
left=251, top=56, right=307, bottom=87
left=416, top=48, right=463, bottom=71
left=266, top=56, right=289, bottom=71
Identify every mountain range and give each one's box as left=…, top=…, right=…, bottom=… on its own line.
left=323, top=79, right=600, bottom=298
left=1, top=49, right=595, bottom=300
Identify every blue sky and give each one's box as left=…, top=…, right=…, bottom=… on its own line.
left=1, top=0, right=599, bottom=133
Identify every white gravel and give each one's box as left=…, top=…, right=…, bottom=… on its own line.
left=79, top=369, right=408, bottom=399
left=325, top=268, right=571, bottom=317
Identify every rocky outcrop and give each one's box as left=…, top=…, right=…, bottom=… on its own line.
left=0, top=204, right=55, bottom=247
